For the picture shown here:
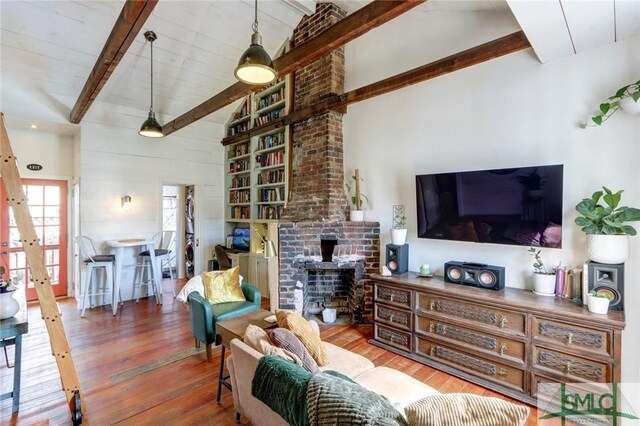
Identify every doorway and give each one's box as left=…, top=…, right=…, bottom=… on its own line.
left=0, top=179, right=68, bottom=300
left=162, top=185, right=179, bottom=278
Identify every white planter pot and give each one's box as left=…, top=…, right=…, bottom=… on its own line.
left=322, top=308, right=337, bottom=323
left=586, top=234, right=629, bottom=264
left=0, top=291, right=20, bottom=320
left=350, top=210, right=364, bottom=221
left=533, top=273, right=556, bottom=296
left=619, top=96, right=640, bottom=115
left=391, top=229, right=407, bottom=245
left=587, top=294, right=610, bottom=314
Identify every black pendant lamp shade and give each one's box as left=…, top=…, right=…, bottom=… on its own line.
left=234, top=0, right=277, bottom=85
left=139, top=31, right=164, bottom=138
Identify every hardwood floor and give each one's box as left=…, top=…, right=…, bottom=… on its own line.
left=1, top=279, right=538, bottom=425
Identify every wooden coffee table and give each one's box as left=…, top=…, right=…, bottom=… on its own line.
left=215, top=309, right=276, bottom=403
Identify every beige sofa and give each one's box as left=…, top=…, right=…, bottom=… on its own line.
left=227, top=321, right=439, bottom=425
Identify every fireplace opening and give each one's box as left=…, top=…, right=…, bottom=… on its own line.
left=305, top=269, right=355, bottom=324
left=320, top=236, right=338, bottom=262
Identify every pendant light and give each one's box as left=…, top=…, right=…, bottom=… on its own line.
left=234, top=0, right=277, bottom=85
left=139, top=30, right=164, bottom=138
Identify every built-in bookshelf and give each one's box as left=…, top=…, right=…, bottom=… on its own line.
left=222, top=41, right=290, bottom=305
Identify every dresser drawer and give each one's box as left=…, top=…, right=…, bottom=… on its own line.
left=415, top=314, right=525, bottom=364
left=531, top=373, right=561, bottom=399
left=532, top=316, right=612, bottom=357
left=375, top=283, right=412, bottom=309
left=375, top=304, right=411, bottom=331
left=416, top=336, right=525, bottom=393
left=533, top=347, right=611, bottom=383
left=374, top=323, right=412, bottom=352
left=416, top=293, right=526, bottom=336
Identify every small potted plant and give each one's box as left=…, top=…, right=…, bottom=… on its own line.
left=0, top=266, right=20, bottom=320
left=391, top=205, right=407, bottom=245
left=581, top=79, right=640, bottom=127
left=527, top=247, right=556, bottom=295
left=345, top=169, right=370, bottom=222
left=586, top=290, right=612, bottom=314
left=574, top=187, right=640, bottom=264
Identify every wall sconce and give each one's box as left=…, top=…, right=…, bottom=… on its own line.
left=121, top=195, right=132, bottom=211
left=251, top=222, right=278, bottom=258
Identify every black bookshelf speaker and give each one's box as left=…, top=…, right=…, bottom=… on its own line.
left=386, top=244, right=408, bottom=275
left=587, top=262, right=624, bottom=311
left=444, top=261, right=505, bottom=291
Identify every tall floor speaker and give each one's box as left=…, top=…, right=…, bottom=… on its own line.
left=386, top=244, right=408, bottom=275
left=587, top=261, right=624, bottom=311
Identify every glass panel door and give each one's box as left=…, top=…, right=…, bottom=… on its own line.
left=1, top=179, right=68, bottom=300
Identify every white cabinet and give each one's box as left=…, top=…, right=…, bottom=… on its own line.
left=227, top=252, right=249, bottom=279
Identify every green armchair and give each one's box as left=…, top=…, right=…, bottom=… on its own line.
left=187, top=281, right=261, bottom=362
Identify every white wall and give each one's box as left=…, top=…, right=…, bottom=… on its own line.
left=344, top=11, right=640, bottom=383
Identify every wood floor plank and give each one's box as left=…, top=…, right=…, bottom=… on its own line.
left=1, top=278, right=537, bottom=424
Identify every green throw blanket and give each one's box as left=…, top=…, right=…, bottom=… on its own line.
left=252, top=355, right=312, bottom=426
left=252, top=356, right=404, bottom=426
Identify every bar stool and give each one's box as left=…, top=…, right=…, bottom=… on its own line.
left=75, top=236, right=118, bottom=316
left=132, top=231, right=174, bottom=304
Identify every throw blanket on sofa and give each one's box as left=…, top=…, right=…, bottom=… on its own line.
left=252, top=356, right=404, bottom=426
left=307, top=372, right=404, bottom=426
left=252, top=355, right=311, bottom=426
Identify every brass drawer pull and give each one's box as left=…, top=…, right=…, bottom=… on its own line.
left=567, top=333, right=573, bottom=345
left=429, top=322, right=435, bottom=333
left=429, top=300, right=436, bottom=311
left=567, top=362, right=573, bottom=374
left=499, top=315, right=508, bottom=328
left=499, top=343, right=507, bottom=356
left=498, top=368, right=508, bottom=376
left=390, top=294, right=394, bottom=302
left=430, top=346, right=437, bottom=357
left=389, top=314, right=395, bottom=322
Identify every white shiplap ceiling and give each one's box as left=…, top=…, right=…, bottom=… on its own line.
left=1, top=0, right=637, bottom=129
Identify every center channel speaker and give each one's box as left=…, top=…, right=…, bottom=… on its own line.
left=444, top=261, right=505, bottom=291
left=386, top=244, right=408, bottom=275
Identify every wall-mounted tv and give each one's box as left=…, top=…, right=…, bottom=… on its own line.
left=416, top=164, right=563, bottom=248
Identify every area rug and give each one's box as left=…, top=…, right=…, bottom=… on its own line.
left=110, top=345, right=216, bottom=384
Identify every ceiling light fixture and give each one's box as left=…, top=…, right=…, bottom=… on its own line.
left=139, top=30, right=164, bottom=138
left=234, top=0, right=277, bottom=85
left=30, top=124, right=38, bottom=129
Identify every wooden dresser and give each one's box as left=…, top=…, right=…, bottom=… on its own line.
left=370, top=273, right=625, bottom=404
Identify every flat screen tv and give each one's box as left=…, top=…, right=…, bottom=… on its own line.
left=416, top=164, right=563, bottom=248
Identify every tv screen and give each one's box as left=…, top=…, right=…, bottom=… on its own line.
left=416, top=164, right=563, bottom=248
left=232, top=227, right=250, bottom=251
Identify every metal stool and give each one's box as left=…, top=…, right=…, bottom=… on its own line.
left=75, top=236, right=117, bottom=316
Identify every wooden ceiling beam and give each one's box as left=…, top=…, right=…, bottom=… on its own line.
left=221, top=31, right=530, bottom=145
left=162, top=0, right=425, bottom=136
left=69, top=0, right=158, bottom=124
left=289, top=31, right=531, bottom=124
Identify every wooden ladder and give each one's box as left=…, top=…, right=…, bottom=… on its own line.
left=0, top=113, right=83, bottom=423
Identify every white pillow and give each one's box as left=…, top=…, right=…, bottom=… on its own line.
left=176, top=273, right=244, bottom=304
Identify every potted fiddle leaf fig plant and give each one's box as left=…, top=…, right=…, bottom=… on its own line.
left=345, top=169, right=370, bottom=221
left=581, top=80, right=640, bottom=127
left=391, top=205, right=407, bottom=245
left=527, top=247, right=556, bottom=296
left=575, top=187, right=640, bottom=264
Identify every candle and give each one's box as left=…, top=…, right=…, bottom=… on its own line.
left=420, top=263, right=431, bottom=275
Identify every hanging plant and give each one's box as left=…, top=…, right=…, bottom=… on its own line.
left=580, top=80, right=640, bottom=128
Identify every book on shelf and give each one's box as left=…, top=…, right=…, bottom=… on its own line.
left=255, top=150, right=285, bottom=168
left=257, top=169, right=285, bottom=185
left=231, top=206, right=250, bottom=220
left=229, top=189, right=250, bottom=204
left=254, top=108, right=284, bottom=127
left=229, top=159, right=250, bottom=173
left=257, top=132, right=285, bottom=151
left=228, top=141, right=250, bottom=159
left=231, top=175, right=250, bottom=188
left=257, top=87, right=285, bottom=110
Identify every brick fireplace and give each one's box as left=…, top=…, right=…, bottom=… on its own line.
left=277, top=3, right=380, bottom=324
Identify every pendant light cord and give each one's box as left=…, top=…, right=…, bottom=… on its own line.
left=150, top=38, right=154, bottom=112
left=252, top=0, right=258, bottom=33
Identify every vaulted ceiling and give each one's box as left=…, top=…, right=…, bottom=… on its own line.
left=1, top=0, right=638, bottom=130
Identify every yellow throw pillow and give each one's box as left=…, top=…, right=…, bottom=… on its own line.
left=276, top=309, right=329, bottom=366
left=201, top=267, right=245, bottom=304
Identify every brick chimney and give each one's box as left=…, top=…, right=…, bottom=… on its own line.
left=277, top=4, right=380, bottom=324
left=280, top=3, right=349, bottom=222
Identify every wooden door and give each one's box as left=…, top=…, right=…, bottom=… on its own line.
left=0, top=179, right=68, bottom=300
